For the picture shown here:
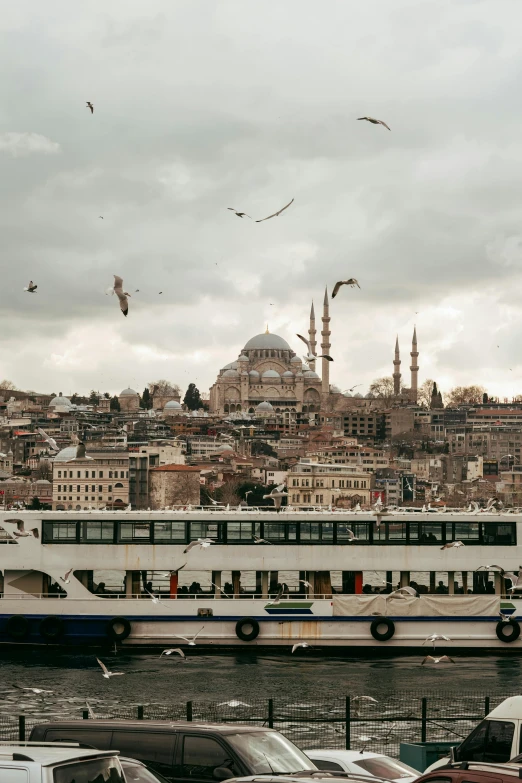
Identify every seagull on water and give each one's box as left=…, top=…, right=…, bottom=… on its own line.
left=227, top=208, right=252, bottom=219
left=332, top=279, right=361, bottom=298
left=421, top=655, right=455, bottom=665
left=292, top=642, right=312, bottom=653
left=37, top=427, right=59, bottom=452
left=263, top=484, right=288, bottom=511
left=440, top=541, right=465, bottom=550
left=60, top=569, right=73, bottom=584
left=112, top=275, right=131, bottom=317
left=352, top=696, right=378, bottom=705
left=96, top=657, right=124, bottom=679
left=183, top=538, right=214, bottom=554
left=253, top=535, right=272, bottom=544
left=86, top=101, right=94, bottom=114
left=296, top=333, right=333, bottom=363
left=3, top=519, right=39, bottom=539
left=173, top=628, right=204, bottom=646
left=256, top=198, right=294, bottom=222
left=160, top=648, right=185, bottom=658
left=12, top=685, right=53, bottom=694
left=357, top=116, right=390, bottom=130
left=24, top=280, right=37, bottom=293
left=218, top=700, right=251, bottom=707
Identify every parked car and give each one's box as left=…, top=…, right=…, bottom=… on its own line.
left=226, top=773, right=395, bottom=783
left=0, top=743, right=124, bottom=783
left=415, top=761, right=522, bottom=783
left=306, top=750, right=419, bottom=782
left=29, top=720, right=318, bottom=783
left=425, top=696, right=522, bottom=772
left=121, top=756, right=171, bottom=782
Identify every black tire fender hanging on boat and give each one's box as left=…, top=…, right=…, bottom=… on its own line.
left=106, top=616, right=131, bottom=641
left=6, top=615, right=30, bottom=640
left=235, top=617, right=260, bottom=642
left=370, top=617, right=395, bottom=642
left=496, top=619, right=520, bottom=643
left=39, top=615, right=64, bottom=641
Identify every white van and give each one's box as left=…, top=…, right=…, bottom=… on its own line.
left=426, top=696, right=522, bottom=772
left=0, top=744, right=123, bottom=783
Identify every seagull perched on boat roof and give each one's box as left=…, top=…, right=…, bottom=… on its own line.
left=173, top=628, right=204, bottom=646
left=263, top=483, right=288, bottom=511
left=183, top=538, right=214, bottom=554
left=332, top=279, right=361, bottom=299
left=96, top=658, right=124, bottom=679
left=296, top=333, right=333, bottom=363
left=160, top=648, right=185, bottom=658
left=37, top=427, right=59, bottom=452
left=3, top=519, right=39, bottom=539
left=486, top=497, right=504, bottom=512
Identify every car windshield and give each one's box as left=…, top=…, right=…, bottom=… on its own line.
left=54, top=757, right=125, bottom=783
left=354, top=758, right=419, bottom=780
left=227, top=731, right=317, bottom=774
left=121, top=759, right=170, bottom=783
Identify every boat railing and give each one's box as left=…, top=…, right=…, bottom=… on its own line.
left=0, top=591, right=510, bottom=600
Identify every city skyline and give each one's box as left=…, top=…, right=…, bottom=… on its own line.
left=2, top=1, right=522, bottom=398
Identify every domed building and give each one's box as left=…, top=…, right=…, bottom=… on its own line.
left=49, top=392, right=74, bottom=413
left=209, top=319, right=323, bottom=416
left=118, top=387, right=140, bottom=412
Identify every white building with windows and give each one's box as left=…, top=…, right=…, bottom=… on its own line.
left=52, top=448, right=129, bottom=510
left=288, top=460, right=372, bottom=508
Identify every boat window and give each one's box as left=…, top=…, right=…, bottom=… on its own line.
left=300, top=523, right=321, bottom=542
left=263, top=523, right=287, bottom=542
left=84, top=521, right=115, bottom=541
left=189, top=522, right=220, bottom=541
left=418, top=523, right=443, bottom=543
left=483, top=523, right=516, bottom=545
left=453, top=522, right=480, bottom=541
left=120, top=522, right=151, bottom=542
left=385, top=522, right=408, bottom=542
left=154, top=521, right=186, bottom=542
left=42, top=521, right=77, bottom=542
left=227, top=522, right=254, bottom=541
left=337, top=522, right=369, bottom=542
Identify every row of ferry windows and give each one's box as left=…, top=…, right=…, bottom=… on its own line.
left=56, top=470, right=128, bottom=479
left=42, top=520, right=517, bottom=545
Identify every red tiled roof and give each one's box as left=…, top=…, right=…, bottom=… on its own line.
left=150, top=465, right=201, bottom=472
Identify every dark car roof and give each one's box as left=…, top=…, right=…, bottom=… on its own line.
left=417, top=761, right=522, bottom=782
left=30, top=720, right=274, bottom=735
left=229, top=774, right=392, bottom=783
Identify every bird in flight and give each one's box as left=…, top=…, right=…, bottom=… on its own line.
left=503, top=568, right=522, bottom=592
left=344, top=385, right=362, bottom=393
left=357, top=116, right=390, bottom=130
left=37, top=427, right=59, bottom=452
left=267, top=585, right=285, bottom=606
left=299, top=579, right=312, bottom=588
left=3, top=519, right=39, bottom=539
left=423, top=633, right=451, bottom=650
left=296, top=333, right=333, bottom=362
left=256, top=198, right=294, bottom=222
left=160, top=648, right=185, bottom=658
left=86, top=101, right=94, bottom=114
left=67, top=441, right=93, bottom=462
left=227, top=208, right=252, bottom=219
left=332, top=279, right=360, bottom=298
left=112, top=275, right=130, bottom=317
left=440, top=541, right=465, bottom=550
left=421, top=655, right=455, bottom=665
left=218, top=700, right=251, bottom=707
left=24, top=281, right=37, bottom=293
left=253, top=535, right=272, bottom=544
left=388, top=586, right=418, bottom=599
left=99, top=216, right=104, bottom=219
left=183, top=538, right=214, bottom=553
left=291, top=642, right=312, bottom=653
left=173, top=628, right=204, bottom=646
left=263, top=484, right=288, bottom=511
left=96, top=657, right=124, bottom=679
left=60, top=569, right=73, bottom=584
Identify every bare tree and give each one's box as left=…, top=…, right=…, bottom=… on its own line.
left=36, top=462, right=52, bottom=481
left=369, top=376, right=395, bottom=404
left=217, top=479, right=242, bottom=507
left=148, top=379, right=181, bottom=396
left=0, top=380, right=17, bottom=391
left=417, top=379, right=435, bottom=409
left=446, top=385, right=486, bottom=407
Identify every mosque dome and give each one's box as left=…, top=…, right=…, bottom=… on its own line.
left=344, top=392, right=353, bottom=397
left=354, top=392, right=363, bottom=398
left=330, top=385, right=342, bottom=393
left=164, top=400, right=182, bottom=411
left=255, top=401, right=274, bottom=414
left=261, top=369, right=281, bottom=381
left=365, top=392, right=375, bottom=399
left=120, top=387, right=138, bottom=397
left=49, top=393, right=73, bottom=408
left=303, top=370, right=320, bottom=379
left=53, top=446, right=78, bottom=462
left=222, top=361, right=238, bottom=371
left=237, top=354, right=249, bottom=362
left=222, top=369, right=239, bottom=378
left=282, top=371, right=294, bottom=379
left=249, top=370, right=260, bottom=378
left=244, top=332, right=291, bottom=351
left=290, top=356, right=303, bottom=364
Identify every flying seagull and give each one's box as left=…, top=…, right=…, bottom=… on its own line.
left=67, top=442, right=93, bottom=462
left=388, top=586, right=418, bottom=599
left=12, top=685, right=53, bottom=694
left=299, top=579, right=312, bottom=588
left=357, top=116, right=390, bottom=130
left=218, top=700, right=251, bottom=707
left=421, top=655, right=455, bottom=665
left=99, top=216, right=104, bottom=219
left=296, top=333, right=333, bottom=362
left=160, top=648, right=185, bottom=658
left=3, top=519, right=39, bottom=539
left=24, top=281, right=37, bottom=293
left=503, top=568, right=522, bottom=591
left=263, top=483, right=288, bottom=511
left=292, top=642, right=312, bottom=653
left=332, top=279, right=361, bottom=298
left=256, top=198, right=294, bottom=222
left=86, top=101, right=94, bottom=114
left=60, top=569, right=73, bottom=584
left=227, top=208, right=252, bottom=219
left=145, top=589, right=168, bottom=606
left=112, top=275, right=130, bottom=317
left=96, top=657, right=124, bottom=679
left=477, top=565, right=504, bottom=573
left=267, top=585, right=285, bottom=606
left=424, top=633, right=451, bottom=651
left=441, top=541, right=465, bottom=550
left=173, top=628, right=204, bottom=646
left=183, top=538, right=214, bottom=554
left=344, top=385, right=362, bottom=393
left=37, top=427, right=59, bottom=452
left=253, top=535, right=272, bottom=544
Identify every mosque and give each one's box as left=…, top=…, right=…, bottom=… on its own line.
left=209, top=288, right=420, bottom=416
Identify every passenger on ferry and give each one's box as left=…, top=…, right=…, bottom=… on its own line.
left=94, top=582, right=106, bottom=595
left=435, top=581, right=448, bottom=594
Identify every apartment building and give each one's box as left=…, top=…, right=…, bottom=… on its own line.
left=288, top=460, right=372, bottom=507
left=53, top=449, right=129, bottom=510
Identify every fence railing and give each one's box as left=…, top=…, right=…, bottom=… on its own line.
left=0, top=693, right=513, bottom=758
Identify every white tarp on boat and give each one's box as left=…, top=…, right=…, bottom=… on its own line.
left=332, top=594, right=499, bottom=616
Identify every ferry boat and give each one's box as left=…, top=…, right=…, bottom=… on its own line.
left=0, top=506, right=520, bottom=650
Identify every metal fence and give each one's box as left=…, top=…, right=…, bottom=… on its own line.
left=0, top=693, right=516, bottom=758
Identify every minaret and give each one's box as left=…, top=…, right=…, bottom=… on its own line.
left=321, top=287, right=331, bottom=397
left=410, top=326, right=419, bottom=403
left=393, top=336, right=401, bottom=396
left=308, top=301, right=317, bottom=372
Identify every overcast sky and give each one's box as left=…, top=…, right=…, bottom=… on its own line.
left=2, top=0, right=522, bottom=401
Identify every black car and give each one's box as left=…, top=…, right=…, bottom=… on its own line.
left=29, top=720, right=318, bottom=783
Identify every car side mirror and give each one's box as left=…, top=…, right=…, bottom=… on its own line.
left=449, top=746, right=457, bottom=763
left=213, top=768, right=234, bottom=780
